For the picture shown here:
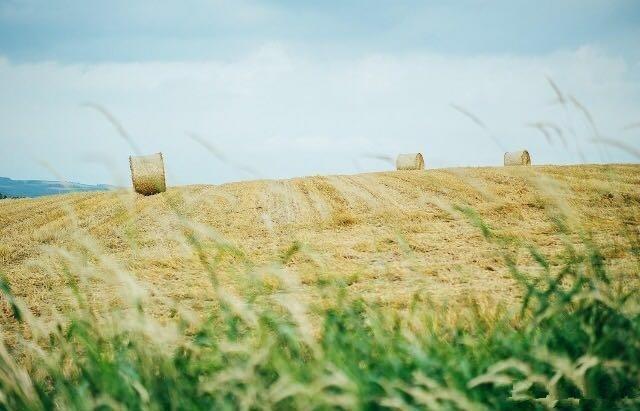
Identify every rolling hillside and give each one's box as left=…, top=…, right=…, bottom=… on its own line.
left=1, top=164, right=638, bottom=321
left=0, top=176, right=112, bottom=198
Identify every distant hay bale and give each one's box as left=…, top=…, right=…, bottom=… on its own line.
left=396, top=153, right=425, bottom=170
left=129, top=153, right=166, bottom=195
left=504, top=150, right=531, bottom=166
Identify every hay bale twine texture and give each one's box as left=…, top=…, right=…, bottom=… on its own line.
left=129, top=153, right=167, bottom=195
left=396, top=153, right=425, bottom=170
left=504, top=150, right=531, bottom=166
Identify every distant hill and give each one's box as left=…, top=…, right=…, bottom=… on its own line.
left=0, top=176, right=113, bottom=198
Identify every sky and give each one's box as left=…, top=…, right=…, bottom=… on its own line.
left=1, top=0, right=639, bottom=186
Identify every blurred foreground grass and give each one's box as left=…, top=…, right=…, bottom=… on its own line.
left=1, top=182, right=639, bottom=410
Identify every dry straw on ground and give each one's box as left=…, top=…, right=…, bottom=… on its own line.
left=504, top=150, right=531, bottom=166
left=129, top=153, right=167, bottom=195
left=396, top=153, right=425, bottom=170
left=1, top=164, right=638, bottom=321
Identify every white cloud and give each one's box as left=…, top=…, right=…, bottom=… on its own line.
left=0, top=44, right=638, bottom=185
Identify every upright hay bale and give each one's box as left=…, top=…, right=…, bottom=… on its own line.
left=396, top=153, right=425, bottom=170
left=504, top=150, right=531, bottom=166
left=129, top=152, right=166, bottom=195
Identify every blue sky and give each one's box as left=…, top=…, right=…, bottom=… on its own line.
left=0, top=1, right=639, bottom=184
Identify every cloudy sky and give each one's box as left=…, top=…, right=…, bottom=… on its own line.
left=1, top=0, right=639, bottom=185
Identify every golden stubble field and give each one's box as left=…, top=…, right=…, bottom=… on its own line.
left=1, top=164, right=639, bottom=324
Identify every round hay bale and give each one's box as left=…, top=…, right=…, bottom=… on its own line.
left=129, top=153, right=166, bottom=195
left=396, top=153, right=425, bottom=170
left=504, top=150, right=531, bottom=166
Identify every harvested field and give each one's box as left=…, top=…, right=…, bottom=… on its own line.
left=1, top=164, right=638, bottom=321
